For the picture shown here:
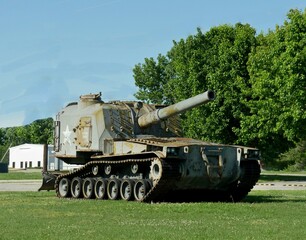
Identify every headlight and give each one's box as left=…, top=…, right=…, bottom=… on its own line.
left=166, top=147, right=179, bottom=156
left=247, top=150, right=261, bottom=159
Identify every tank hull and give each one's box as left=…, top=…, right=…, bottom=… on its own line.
left=51, top=138, right=260, bottom=202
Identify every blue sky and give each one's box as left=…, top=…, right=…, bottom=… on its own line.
left=0, top=0, right=305, bottom=128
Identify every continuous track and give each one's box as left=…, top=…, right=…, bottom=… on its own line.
left=228, top=160, right=261, bottom=202
left=54, top=156, right=181, bottom=202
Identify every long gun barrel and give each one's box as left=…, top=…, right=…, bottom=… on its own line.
left=138, top=90, right=215, bottom=128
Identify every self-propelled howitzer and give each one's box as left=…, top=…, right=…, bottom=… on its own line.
left=41, top=90, right=260, bottom=202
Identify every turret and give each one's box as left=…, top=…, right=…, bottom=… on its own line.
left=138, top=90, right=215, bottom=128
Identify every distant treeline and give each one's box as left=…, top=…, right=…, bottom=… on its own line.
left=133, top=9, right=306, bottom=170
left=0, top=118, right=53, bottom=163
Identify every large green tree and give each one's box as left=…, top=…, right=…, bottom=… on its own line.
left=133, top=55, right=172, bottom=104
left=236, top=9, right=306, bottom=161
left=133, top=9, right=306, bottom=168
left=134, top=24, right=257, bottom=144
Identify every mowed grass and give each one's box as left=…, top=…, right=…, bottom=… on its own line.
left=258, top=172, right=306, bottom=182
left=0, top=171, right=42, bottom=180
left=0, top=191, right=306, bottom=240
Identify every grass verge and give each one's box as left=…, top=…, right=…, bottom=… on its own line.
left=259, top=171, right=306, bottom=182
left=0, top=171, right=42, bottom=180
left=0, top=190, right=305, bottom=240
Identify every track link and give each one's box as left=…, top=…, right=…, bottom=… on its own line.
left=55, top=156, right=181, bottom=202
left=228, top=160, right=261, bottom=202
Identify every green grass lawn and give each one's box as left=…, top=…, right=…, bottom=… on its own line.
left=258, top=172, right=306, bottom=182
left=0, top=171, right=42, bottom=180
left=0, top=190, right=305, bottom=240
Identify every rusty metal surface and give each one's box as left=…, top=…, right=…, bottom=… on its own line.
left=128, top=137, right=225, bottom=147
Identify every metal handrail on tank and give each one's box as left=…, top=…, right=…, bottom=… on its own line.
left=138, top=90, right=215, bottom=128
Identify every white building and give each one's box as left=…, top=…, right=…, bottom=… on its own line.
left=9, top=143, right=79, bottom=170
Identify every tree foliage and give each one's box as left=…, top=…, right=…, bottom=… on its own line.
left=133, top=54, right=172, bottom=104
left=28, top=118, right=54, bottom=144
left=134, top=24, right=257, bottom=144
left=0, top=118, right=53, bottom=162
left=278, top=141, right=306, bottom=171
left=237, top=9, right=306, bottom=161
left=133, top=9, right=306, bottom=168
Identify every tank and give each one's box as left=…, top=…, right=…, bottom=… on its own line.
left=41, top=90, right=261, bottom=202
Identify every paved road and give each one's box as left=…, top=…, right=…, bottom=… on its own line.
left=0, top=180, right=42, bottom=192
left=0, top=180, right=306, bottom=192
left=254, top=181, right=306, bottom=190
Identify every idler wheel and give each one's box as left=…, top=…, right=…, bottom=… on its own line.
left=120, top=179, right=135, bottom=201
left=150, top=159, right=163, bottom=186
left=94, top=178, right=108, bottom=199
left=58, top=177, right=71, bottom=198
left=107, top=178, right=120, bottom=200
left=82, top=178, right=95, bottom=199
left=134, top=179, right=150, bottom=201
left=71, top=177, right=83, bottom=198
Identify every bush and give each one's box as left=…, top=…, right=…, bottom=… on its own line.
left=278, top=141, right=306, bottom=171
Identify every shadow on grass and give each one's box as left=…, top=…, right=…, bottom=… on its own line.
left=243, top=194, right=306, bottom=203
left=259, top=174, right=306, bottom=182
